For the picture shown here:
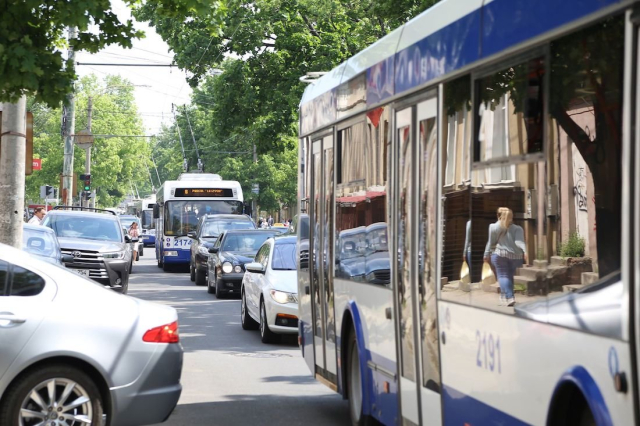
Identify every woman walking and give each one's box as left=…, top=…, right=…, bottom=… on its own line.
left=483, top=207, right=526, bottom=307
left=129, top=222, right=140, bottom=262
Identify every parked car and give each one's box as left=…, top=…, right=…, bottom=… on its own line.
left=119, top=214, right=144, bottom=257
left=22, top=224, right=73, bottom=266
left=206, top=229, right=279, bottom=297
left=0, top=243, right=183, bottom=426
left=189, top=214, right=256, bottom=286
left=43, top=207, right=135, bottom=293
left=241, top=235, right=299, bottom=343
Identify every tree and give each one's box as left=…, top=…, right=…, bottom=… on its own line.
left=0, top=0, right=143, bottom=107
left=26, top=75, right=153, bottom=207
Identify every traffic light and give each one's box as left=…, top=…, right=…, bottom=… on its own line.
left=45, top=185, right=53, bottom=198
left=80, top=174, right=91, bottom=191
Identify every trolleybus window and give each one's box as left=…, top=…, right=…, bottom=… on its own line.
left=164, top=200, right=243, bottom=236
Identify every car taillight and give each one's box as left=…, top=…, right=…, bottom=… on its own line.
left=143, top=321, right=179, bottom=343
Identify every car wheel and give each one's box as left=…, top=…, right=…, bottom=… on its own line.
left=0, top=364, right=104, bottom=426
left=259, top=299, right=279, bottom=343
left=215, top=278, right=225, bottom=299
left=139, top=246, right=144, bottom=257
left=207, top=272, right=216, bottom=294
left=347, top=330, right=373, bottom=426
left=189, top=261, right=196, bottom=282
left=241, top=289, right=258, bottom=330
left=195, top=267, right=206, bottom=286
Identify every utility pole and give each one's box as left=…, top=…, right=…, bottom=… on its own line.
left=84, top=97, right=93, bottom=208
left=0, top=96, right=27, bottom=248
left=62, top=27, right=77, bottom=206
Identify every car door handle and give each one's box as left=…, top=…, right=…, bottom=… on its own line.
left=0, top=314, right=26, bottom=324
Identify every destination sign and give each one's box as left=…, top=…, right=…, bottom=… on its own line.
left=174, top=188, right=234, bottom=198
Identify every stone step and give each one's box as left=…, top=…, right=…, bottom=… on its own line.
left=482, top=281, right=500, bottom=293
left=533, top=259, right=549, bottom=269
left=550, top=256, right=567, bottom=266
left=514, top=275, right=548, bottom=296
left=582, top=272, right=599, bottom=286
left=563, top=284, right=584, bottom=293
left=516, top=267, right=547, bottom=280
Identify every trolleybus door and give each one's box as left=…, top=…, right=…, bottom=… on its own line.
left=298, top=137, right=315, bottom=374
left=310, top=134, right=338, bottom=380
left=395, top=94, right=442, bottom=426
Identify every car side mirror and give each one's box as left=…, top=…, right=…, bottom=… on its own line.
left=208, top=247, right=219, bottom=254
left=245, top=262, right=265, bottom=273
left=61, top=254, right=74, bottom=263
left=125, top=235, right=132, bottom=243
left=187, top=231, right=197, bottom=239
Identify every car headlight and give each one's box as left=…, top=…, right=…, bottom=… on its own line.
left=198, top=246, right=210, bottom=256
left=222, top=261, right=233, bottom=273
left=103, top=251, right=125, bottom=259
left=269, top=289, right=297, bottom=304
left=234, top=265, right=242, bottom=273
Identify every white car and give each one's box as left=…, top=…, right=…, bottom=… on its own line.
left=240, top=235, right=298, bottom=343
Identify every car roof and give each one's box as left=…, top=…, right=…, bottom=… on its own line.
left=222, top=229, right=276, bottom=235
left=119, top=215, right=138, bottom=219
left=204, top=214, right=251, bottom=220
left=46, top=210, right=118, bottom=220
left=273, top=235, right=297, bottom=245
left=23, top=223, right=56, bottom=234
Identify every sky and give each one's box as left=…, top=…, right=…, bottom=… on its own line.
left=75, top=0, right=193, bottom=135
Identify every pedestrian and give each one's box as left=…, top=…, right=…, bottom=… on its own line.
left=28, top=207, right=46, bottom=225
left=258, top=217, right=263, bottom=228
left=268, top=215, right=274, bottom=227
left=129, top=222, right=141, bottom=262
left=483, top=207, right=526, bottom=307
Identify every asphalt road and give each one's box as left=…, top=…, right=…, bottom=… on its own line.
left=128, top=250, right=350, bottom=426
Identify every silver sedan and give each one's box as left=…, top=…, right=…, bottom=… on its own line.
left=0, top=243, right=183, bottom=425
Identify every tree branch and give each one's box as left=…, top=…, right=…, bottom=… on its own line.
left=299, top=13, right=321, bottom=38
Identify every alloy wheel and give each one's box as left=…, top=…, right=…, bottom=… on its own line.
left=19, top=377, right=94, bottom=426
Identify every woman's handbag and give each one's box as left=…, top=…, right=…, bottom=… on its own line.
left=460, top=260, right=470, bottom=285
left=482, top=261, right=496, bottom=285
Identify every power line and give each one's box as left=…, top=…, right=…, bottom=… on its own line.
left=77, top=62, right=175, bottom=67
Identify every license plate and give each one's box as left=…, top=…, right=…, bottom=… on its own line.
left=73, top=269, right=90, bottom=277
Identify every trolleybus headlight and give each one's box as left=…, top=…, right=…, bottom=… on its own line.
left=222, top=262, right=233, bottom=273
left=164, top=251, right=178, bottom=257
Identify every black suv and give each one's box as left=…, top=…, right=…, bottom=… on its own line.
left=43, top=207, right=136, bottom=293
left=188, top=214, right=256, bottom=286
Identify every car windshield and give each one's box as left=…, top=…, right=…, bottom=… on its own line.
left=119, top=216, right=139, bottom=228
left=272, top=243, right=297, bottom=270
left=46, top=215, right=122, bottom=242
left=202, top=219, right=255, bottom=237
left=164, top=201, right=243, bottom=236
left=339, top=230, right=367, bottom=260
left=222, top=233, right=274, bottom=252
left=365, top=225, right=388, bottom=256
left=22, top=229, right=59, bottom=258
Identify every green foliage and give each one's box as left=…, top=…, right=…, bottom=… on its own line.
left=0, top=0, right=143, bottom=107
left=25, top=75, right=153, bottom=207
left=559, top=233, right=586, bottom=258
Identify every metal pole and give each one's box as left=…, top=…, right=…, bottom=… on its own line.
left=84, top=96, right=92, bottom=208
left=151, top=156, right=161, bottom=185
left=0, top=96, right=27, bottom=248
left=62, top=27, right=77, bottom=206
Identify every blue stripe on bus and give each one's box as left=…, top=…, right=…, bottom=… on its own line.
left=551, top=366, right=613, bottom=426
left=480, top=0, right=622, bottom=59
left=443, top=385, right=530, bottom=426
left=163, top=248, right=190, bottom=264
left=394, top=9, right=481, bottom=96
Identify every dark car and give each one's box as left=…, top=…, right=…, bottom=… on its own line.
left=206, top=229, right=279, bottom=297
left=189, top=214, right=256, bottom=286
left=43, top=207, right=135, bottom=293
left=22, top=224, right=74, bottom=266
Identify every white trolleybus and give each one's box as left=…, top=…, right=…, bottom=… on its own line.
left=297, top=0, right=640, bottom=424
left=155, top=173, right=244, bottom=270
left=140, top=195, right=157, bottom=247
